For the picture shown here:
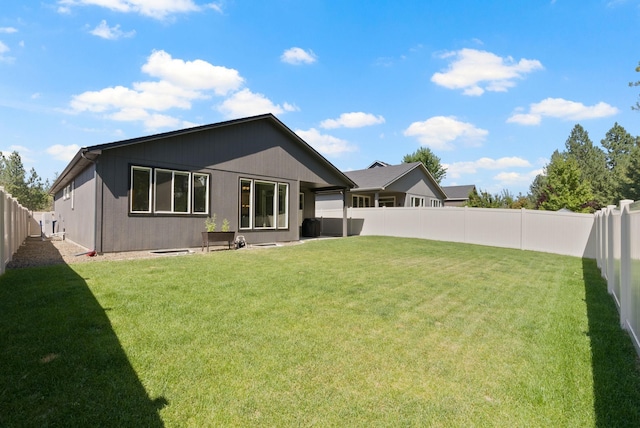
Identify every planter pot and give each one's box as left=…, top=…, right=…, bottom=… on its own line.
left=202, top=231, right=236, bottom=251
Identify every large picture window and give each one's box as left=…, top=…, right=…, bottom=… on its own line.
left=240, top=179, right=289, bottom=230
left=130, top=166, right=209, bottom=215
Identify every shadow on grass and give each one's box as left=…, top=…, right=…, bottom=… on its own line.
left=582, top=258, right=640, bottom=428
left=0, top=239, right=166, bottom=427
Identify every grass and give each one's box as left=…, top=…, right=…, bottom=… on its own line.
left=1, top=236, right=640, bottom=427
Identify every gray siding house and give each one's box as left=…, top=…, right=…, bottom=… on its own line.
left=442, top=185, right=476, bottom=207
left=317, top=162, right=447, bottom=211
left=50, top=114, right=355, bottom=253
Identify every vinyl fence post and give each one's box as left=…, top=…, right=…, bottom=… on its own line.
left=620, top=200, right=634, bottom=330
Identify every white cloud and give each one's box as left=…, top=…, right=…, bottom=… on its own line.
left=493, top=169, right=542, bottom=185
left=69, top=50, right=246, bottom=128
left=57, top=0, right=220, bottom=20
left=294, top=128, right=356, bottom=156
left=444, top=157, right=532, bottom=179
left=0, top=27, right=18, bottom=34
left=320, top=112, right=385, bottom=129
left=0, top=41, right=14, bottom=63
left=90, top=20, right=136, bottom=40
left=281, top=47, right=317, bottom=65
left=431, top=48, right=543, bottom=96
left=507, top=97, right=619, bottom=125
left=403, top=116, right=488, bottom=150
left=217, top=88, right=297, bottom=119
left=46, top=144, right=80, bottom=162
left=142, top=50, right=243, bottom=95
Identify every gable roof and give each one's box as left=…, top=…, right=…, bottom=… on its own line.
left=367, top=160, right=391, bottom=168
left=50, top=113, right=355, bottom=195
left=441, top=185, right=476, bottom=201
left=345, top=162, right=448, bottom=199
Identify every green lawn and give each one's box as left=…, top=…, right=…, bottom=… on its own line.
left=2, top=236, right=640, bottom=427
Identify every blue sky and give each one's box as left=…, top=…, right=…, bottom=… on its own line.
left=1, top=1, right=639, bottom=195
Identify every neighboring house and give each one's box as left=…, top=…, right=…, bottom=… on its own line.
left=442, top=185, right=476, bottom=207
left=316, top=162, right=448, bottom=211
left=50, top=114, right=355, bottom=253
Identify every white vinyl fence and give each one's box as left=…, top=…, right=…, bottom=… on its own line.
left=0, top=187, right=31, bottom=275
left=316, top=206, right=596, bottom=258
left=595, top=200, right=640, bottom=356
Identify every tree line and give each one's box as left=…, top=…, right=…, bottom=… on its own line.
left=0, top=151, right=51, bottom=211
left=403, top=122, right=640, bottom=212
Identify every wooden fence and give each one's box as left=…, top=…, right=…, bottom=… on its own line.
left=1, top=187, right=31, bottom=275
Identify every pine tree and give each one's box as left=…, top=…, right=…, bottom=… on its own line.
left=601, top=122, right=637, bottom=201
left=540, top=151, right=595, bottom=213
left=564, top=124, right=611, bottom=207
left=621, top=144, right=640, bottom=201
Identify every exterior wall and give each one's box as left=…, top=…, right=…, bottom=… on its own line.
left=53, top=164, right=96, bottom=250
left=444, top=199, right=467, bottom=207
left=387, top=168, right=440, bottom=200
left=323, top=167, right=445, bottom=209
left=316, top=206, right=596, bottom=258
left=94, top=119, right=344, bottom=252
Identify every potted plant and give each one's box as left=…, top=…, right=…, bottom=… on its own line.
left=202, top=214, right=235, bottom=251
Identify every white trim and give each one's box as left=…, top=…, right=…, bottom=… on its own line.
left=130, top=166, right=152, bottom=213
left=352, top=194, right=371, bottom=208
left=192, top=173, right=209, bottom=214
left=154, top=169, right=191, bottom=214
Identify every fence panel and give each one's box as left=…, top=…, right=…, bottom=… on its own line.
left=0, top=187, right=31, bottom=275
left=316, top=206, right=595, bottom=257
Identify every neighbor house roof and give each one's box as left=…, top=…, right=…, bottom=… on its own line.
left=345, top=162, right=448, bottom=199
left=50, top=113, right=356, bottom=195
left=442, top=185, right=476, bottom=201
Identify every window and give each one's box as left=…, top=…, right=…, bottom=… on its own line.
left=240, top=179, right=252, bottom=229
left=192, top=173, right=209, bottom=214
left=430, top=199, right=442, bottom=207
left=155, top=169, right=191, bottom=214
left=278, top=184, right=288, bottom=229
left=131, top=167, right=152, bottom=213
left=378, top=196, right=395, bottom=207
left=410, top=196, right=425, bottom=207
left=352, top=195, right=371, bottom=208
left=255, top=181, right=276, bottom=228
left=129, top=166, right=209, bottom=215
left=240, top=179, right=289, bottom=230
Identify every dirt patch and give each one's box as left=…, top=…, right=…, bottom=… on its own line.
left=6, top=236, right=306, bottom=269
left=6, top=236, right=208, bottom=269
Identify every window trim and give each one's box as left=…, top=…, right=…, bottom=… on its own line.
left=129, top=165, right=209, bottom=216
left=239, top=178, right=289, bottom=231
left=352, top=194, right=371, bottom=208
left=378, top=196, right=396, bottom=207
left=430, top=199, right=442, bottom=207
left=192, top=173, right=210, bottom=215
left=410, top=196, right=425, bottom=207
left=154, top=168, right=192, bottom=214
left=130, top=166, right=153, bottom=214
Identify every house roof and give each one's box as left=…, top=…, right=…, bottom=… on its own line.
left=345, top=162, right=448, bottom=199
left=442, top=185, right=476, bottom=201
left=49, top=113, right=356, bottom=195
left=367, top=160, right=391, bottom=169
